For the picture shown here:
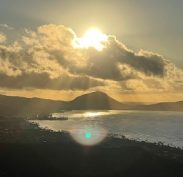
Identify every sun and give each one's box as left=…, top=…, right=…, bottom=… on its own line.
left=73, top=28, right=108, bottom=51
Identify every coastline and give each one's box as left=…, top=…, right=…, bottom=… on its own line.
left=0, top=118, right=183, bottom=177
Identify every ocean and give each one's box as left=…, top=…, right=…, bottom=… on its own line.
left=31, top=110, right=183, bottom=148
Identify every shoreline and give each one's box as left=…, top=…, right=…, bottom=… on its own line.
left=0, top=117, right=183, bottom=177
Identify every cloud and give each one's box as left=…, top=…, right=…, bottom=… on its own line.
left=0, top=24, right=14, bottom=30
left=0, top=73, right=105, bottom=90
left=72, top=36, right=167, bottom=81
left=0, top=24, right=183, bottom=93
left=0, top=33, right=6, bottom=43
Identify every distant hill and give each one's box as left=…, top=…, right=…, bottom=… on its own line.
left=0, top=94, right=66, bottom=117
left=69, top=92, right=126, bottom=110
left=137, top=101, right=183, bottom=112
left=0, top=92, right=183, bottom=118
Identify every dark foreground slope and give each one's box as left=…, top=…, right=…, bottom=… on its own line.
left=0, top=118, right=183, bottom=177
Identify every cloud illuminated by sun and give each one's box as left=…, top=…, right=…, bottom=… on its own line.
left=73, top=28, right=108, bottom=51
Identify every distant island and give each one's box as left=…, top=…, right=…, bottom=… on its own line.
left=0, top=92, right=183, bottom=118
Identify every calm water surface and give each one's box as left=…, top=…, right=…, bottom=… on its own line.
left=31, top=110, right=183, bottom=148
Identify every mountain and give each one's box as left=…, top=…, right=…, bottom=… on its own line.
left=0, top=92, right=133, bottom=117
left=137, top=101, right=183, bottom=112
left=0, top=94, right=66, bottom=117
left=69, top=92, right=125, bottom=110
left=0, top=92, right=183, bottom=118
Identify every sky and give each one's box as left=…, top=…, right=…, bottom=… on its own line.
left=0, top=0, right=183, bottom=102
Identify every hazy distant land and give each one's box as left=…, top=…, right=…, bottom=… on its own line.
left=0, top=92, right=183, bottom=118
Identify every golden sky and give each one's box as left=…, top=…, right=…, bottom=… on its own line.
left=0, top=0, right=183, bottom=102
left=0, top=24, right=183, bottom=102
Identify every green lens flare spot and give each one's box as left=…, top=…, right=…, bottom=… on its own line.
left=85, top=132, right=92, bottom=139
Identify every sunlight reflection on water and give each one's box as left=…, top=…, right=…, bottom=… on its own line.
left=31, top=110, right=183, bottom=148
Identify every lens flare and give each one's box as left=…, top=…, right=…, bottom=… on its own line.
left=85, top=131, right=92, bottom=139
left=70, top=125, right=107, bottom=146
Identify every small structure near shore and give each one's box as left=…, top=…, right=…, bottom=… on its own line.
left=35, top=113, right=68, bottom=120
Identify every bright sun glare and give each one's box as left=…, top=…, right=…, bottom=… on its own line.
left=73, top=28, right=108, bottom=51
